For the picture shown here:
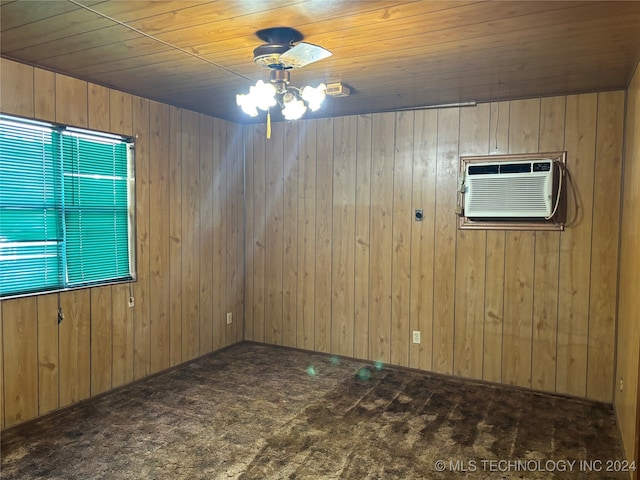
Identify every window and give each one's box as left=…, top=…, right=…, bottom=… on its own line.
left=0, top=114, right=135, bottom=298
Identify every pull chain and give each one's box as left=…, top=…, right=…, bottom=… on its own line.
left=267, top=111, right=272, bottom=139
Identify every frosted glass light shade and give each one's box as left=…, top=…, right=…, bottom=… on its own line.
left=282, top=92, right=307, bottom=120
left=250, top=80, right=277, bottom=111
left=236, top=93, right=258, bottom=117
left=301, top=83, right=326, bottom=111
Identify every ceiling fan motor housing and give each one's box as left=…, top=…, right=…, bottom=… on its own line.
left=270, top=70, right=290, bottom=93
left=253, top=27, right=303, bottom=69
left=253, top=43, right=292, bottom=69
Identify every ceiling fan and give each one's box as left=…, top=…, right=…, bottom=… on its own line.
left=236, top=27, right=334, bottom=122
left=252, top=27, right=332, bottom=70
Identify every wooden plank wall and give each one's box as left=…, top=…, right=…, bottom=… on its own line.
left=244, top=91, right=625, bottom=403
left=0, top=55, right=630, bottom=432
left=0, top=58, right=244, bottom=429
left=615, top=63, right=640, bottom=479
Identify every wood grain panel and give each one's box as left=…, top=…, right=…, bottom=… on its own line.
left=5, top=1, right=278, bottom=60
left=369, top=112, right=395, bottom=364
left=144, top=1, right=441, bottom=49
left=509, top=98, right=540, bottom=152
left=265, top=122, right=284, bottom=345
left=252, top=125, right=267, bottom=343
left=454, top=103, right=490, bottom=379
left=615, top=63, right=640, bottom=477
left=587, top=91, right=624, bottom=402
left=112, top=284, right=134, bottom=388
left=483, top=101, right=509, bottom=383
left=108, top=90, right=132, bottom=136
left=531, top=96, right=565, bottom=392
left=502, top=232, right=535, bottom=387
left=282, top=122, right=299, bottom=348
left=0, top=0, right=113, bottom=39
left=199, top=115, right=214, bottom=354
left=2, top=298, right=38, bottom=427
left=90, top=286, right=112, bottom=396
left=168, top=106, right=183, bottom=366
left=3, top=1, right=194, bottom=54
left=489, top=101, right=510, bottom=155
left=1, top=53, right=628, bottom=428
left=29, top=2, right=429, bottom=72
left=502, top=98, right=540, bottom=388
left=391, top=111, right=413, bottom=367
left=484, top=230, right=505, bottom=383
left=36, top=294, right=58, bottom=415
left=3, top=2, right=639, bottom=124
left=149, top=100, right=171, bottom=373
left=409, top=109, right=437, bottom=371
left=243, top=125, right=255, bottom=342
left=41, top=24, right=168, bottom=71
left=243, top=94, right=623, bottom=405
left=0, top=58, right=33, bottom=117
left=59, top=290, right=90, bottom=407
left=557, top=93, right=597, bottom=398
left=432, top=108, right=459, bottom=374
left=233, top=124, right=245, bottom=344
left=133, top=96, right=150, bottom=380
left=531, top=230, right=560, bottom=392
left=226, top=121, right=241, bottom=346
left=34, top=67, right=55, bottom=122
left=354, top=114, right=372, bottom=360
left=330, top=115, right=356, bottom=357
left=181, top=109, right=200, bottom=361
left=458, top=102, right=490, bottom=154
left=223, top=120, right=234, bottom=346
left=539, top=96, right=567, bottom=152
left=454, top=229, right=486, bottom=380
left=213, top=117, right=226, bottom=350
left=0, top=61, right=246, bottom=429
left=315, top=118, right=333, bottom=354
left=140, top=53, right=629, bottom=119
left=87, top=83, right=109, bottom=132
left=296, top=119, right=316, bottom=350
left=55, top=74, right=87, bottom=127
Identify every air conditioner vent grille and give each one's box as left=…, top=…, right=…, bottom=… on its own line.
left=464, top=161, right=553, bottom=218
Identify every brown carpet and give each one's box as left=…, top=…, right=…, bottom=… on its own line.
left=0, top=343, right=628, bottom=479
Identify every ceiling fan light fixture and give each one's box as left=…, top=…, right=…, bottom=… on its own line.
left=301, top=83, right=326, bottom=111
left=238, top=27, right=334, bottom=121
left=237, top=76, right=326, bottom=120
left=281, top=96, right=307, bottom=120
left=249, top=80, right=277, bottom=110
left=236, top=93, right=258, bottom=117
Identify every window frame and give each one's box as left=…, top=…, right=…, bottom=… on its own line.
left=0, top=113, right=137, bottom=299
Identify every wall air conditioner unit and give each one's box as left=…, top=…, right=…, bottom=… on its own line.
left=463, top=159, right=555, bottom=218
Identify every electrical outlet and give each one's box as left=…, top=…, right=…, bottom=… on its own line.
left=226, top=312, right=233, bottom=324
left=620, top=378, right=624, bottom=392
left=412, top=330, right=421, bottom=344
left=128, top=296, right=135, bottom=308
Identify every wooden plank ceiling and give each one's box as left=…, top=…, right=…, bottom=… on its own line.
left=1, top=0, right=639, bottom=124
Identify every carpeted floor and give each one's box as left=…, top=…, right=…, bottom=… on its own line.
left=0, top=343, right=628, bottom=479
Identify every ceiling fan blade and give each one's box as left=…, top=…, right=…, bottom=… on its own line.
left=279, top=42, right=332, bottom=69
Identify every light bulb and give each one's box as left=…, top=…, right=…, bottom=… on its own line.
left=282, top=97, right=307, bottom=120
left=282, top=91, right=297, bottom=105
left=301, top=83, right=326, bottom=111
left=250, top=80, right=276, bottom=111
left=236, top=93, right=258, bottom=117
